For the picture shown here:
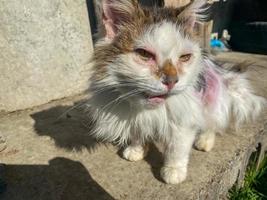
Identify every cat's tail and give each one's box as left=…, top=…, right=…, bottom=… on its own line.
left=221, top=63, right=266, bottom=126
left=202, top=59, right=266, bottom=130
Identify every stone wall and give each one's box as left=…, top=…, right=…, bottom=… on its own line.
left=0, top=0, right=93, bottom=112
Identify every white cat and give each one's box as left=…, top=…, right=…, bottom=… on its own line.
left=87, top=0, right=265, bottom=184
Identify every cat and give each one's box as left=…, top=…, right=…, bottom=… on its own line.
left=87, top=0, right=265, bottom=184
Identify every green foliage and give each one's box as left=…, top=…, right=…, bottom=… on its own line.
left=229, top=155, right=267, bottom=200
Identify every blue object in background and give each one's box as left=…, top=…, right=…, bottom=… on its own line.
left=210, top=39, right=226, bottom=49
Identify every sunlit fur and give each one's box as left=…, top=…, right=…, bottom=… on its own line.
left=87, top=0, right=265, bottom=184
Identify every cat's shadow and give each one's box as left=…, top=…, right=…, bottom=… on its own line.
left=31, top=100, right=101, bottom=152
left=143, top=143, right=164, bottom=182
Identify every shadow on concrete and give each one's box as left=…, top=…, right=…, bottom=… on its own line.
left=117, top=143, right=164, bottom=183
left=144, top=143, right=164, bottom=182
left=0, top=157, right=114, bottom=200
left=31, top=101, right=101, bottom=152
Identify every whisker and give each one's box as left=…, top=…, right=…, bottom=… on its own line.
left=100, top=89, right=142, bottom=112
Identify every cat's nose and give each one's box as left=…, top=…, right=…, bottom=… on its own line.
left=161, top=59, right=178, bottom=90
left=162, top=76, right=179, bottom=90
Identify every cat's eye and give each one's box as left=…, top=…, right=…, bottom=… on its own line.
left=179, top=54, right=192, bottom=62
left=134, top=48, right=155, bottom=61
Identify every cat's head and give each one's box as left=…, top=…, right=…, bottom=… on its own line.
left=90, top=0, right=206, bottom=108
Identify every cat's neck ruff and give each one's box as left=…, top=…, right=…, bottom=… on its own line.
left=89, top=85, right=204, bottom=145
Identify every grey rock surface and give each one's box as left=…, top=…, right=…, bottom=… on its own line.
left=0, top=53, right=266, bottom=199
left=0, top=0, right=93, bottom=112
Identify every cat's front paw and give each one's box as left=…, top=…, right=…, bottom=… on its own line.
left=194, top=131, right=215, bottom=152
left=122, top=145, right=147, bottom=162
left=160, top=166, right=187, bottom=184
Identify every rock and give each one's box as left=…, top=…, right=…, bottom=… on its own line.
left=0, top=0, right=93, bottom=112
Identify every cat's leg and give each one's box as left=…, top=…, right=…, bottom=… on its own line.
left=161, top=125, right=196, bottom=184
left=194, top=129, right=215, bottom=152
left=123, top=137, right=148, bottom=162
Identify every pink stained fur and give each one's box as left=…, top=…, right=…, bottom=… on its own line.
left=201, top=67, right=222, bottom=108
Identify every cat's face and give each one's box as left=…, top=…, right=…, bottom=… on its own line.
left=91, top=0, right=205, bottom=108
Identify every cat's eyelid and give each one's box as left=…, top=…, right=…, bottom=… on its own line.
left=134, top=48, right=156, bottom=60
left=179, top=53, right=193, bottom=62
left=134, top=47, right=155, bottom=55
left=180, top=52, right=193, bottom=56
left=180, top=53, right=193, bottom=57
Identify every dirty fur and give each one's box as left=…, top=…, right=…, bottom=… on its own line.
left=87, top=0, right=265, bottom=184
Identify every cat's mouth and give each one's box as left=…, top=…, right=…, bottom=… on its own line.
left=144, top=93, right=168, bottom=105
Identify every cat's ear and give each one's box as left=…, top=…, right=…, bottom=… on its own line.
left=177, top=0, right=207, bottom=32
left=102, top=0, right=139, bottom=39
